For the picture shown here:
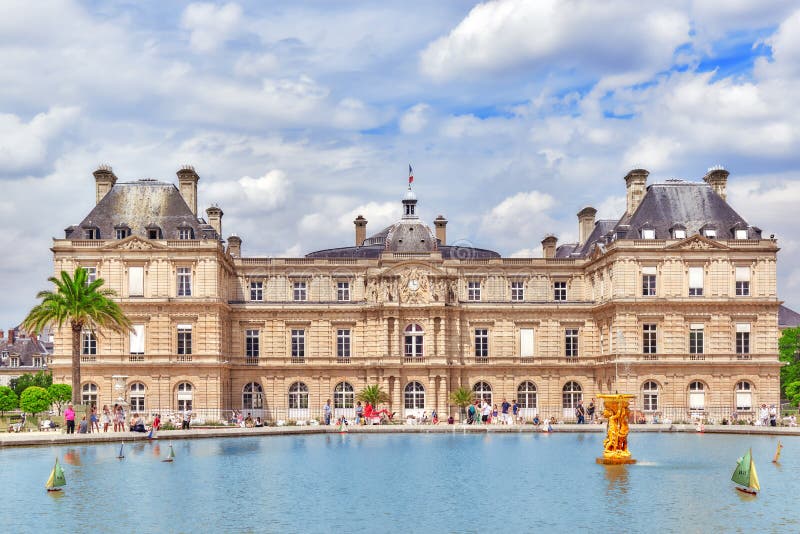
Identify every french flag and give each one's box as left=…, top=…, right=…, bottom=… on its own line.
left=408, top=164, right=414, bottom=184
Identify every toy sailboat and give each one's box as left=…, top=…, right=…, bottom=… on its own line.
left=772, top=441, right=783, bottom=463
left=162, top=444, right=175, bottom=463
left=731, top=448, right=760, bottom=496
left=117, top=443, right=125, bottom=459
left=46, top=457, right=66, bottom=492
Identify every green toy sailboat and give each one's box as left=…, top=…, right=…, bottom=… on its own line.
left=731, top=448, right=760, bottom=495
left=162, top=444, right=175, bottom=463
left=46, top=457, right=66, bottom=492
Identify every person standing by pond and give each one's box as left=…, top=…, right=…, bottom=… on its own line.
left=501, top=398, right=511, bottom=424
left=64, top=404, right=76, bottom=434
left=575, top=401, right=586, bottom=424
left=355, top=401, right=363, bottom=425
left=323, top=399, right=332, bottom=425
left=90, top=404, right=99, bottom=433
left=587, top=399, right=596, bottom=423
left=101, top=405, right=111, bottom=432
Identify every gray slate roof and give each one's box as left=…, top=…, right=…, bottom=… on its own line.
left=0, top=336, right=48, bottom=368
left=779, top=305, right=800, bottom=329
left=65, top=180, right=218, bottom=240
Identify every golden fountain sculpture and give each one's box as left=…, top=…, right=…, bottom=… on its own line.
left=596, top=394, right=637, bottom=465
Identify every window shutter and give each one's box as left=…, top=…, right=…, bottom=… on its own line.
left=689, top=392, right=705, bottom=410
left=736, top=393, right=752, bottom=410
left=735, top=323, right=750, bottom=333
left=642, top=266, right=657, bottom=275
left=688, top=267, right=703, bottom=288
left=128, top=266, right=144, bottom=296
left=130, top=325, right=145, bottom=353
left=520, top=329, right=534, bottom=357
left=735, top=267, right=750, bottom=282
left=689, top=323, right=704, bottom=330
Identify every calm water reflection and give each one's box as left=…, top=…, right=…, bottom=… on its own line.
left=3, top=433, right=798, bottom=533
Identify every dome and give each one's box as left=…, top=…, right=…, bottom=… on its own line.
left=384, top=220, right=437, bottom=253
left=404, top=188, right=417, bottom=201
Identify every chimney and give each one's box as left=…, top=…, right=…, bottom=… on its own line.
left=354, top=215, right=367, bottom=246
left=624, top=169, right=649, bottom=216
left=703, top=166, right=729, bottom=201
left=206, top=205, right=223, bottom=237
left=8, top=328, right=16, bottom=345
left=0, top=329, right=4, bottom=340
left=177, top=165, right=200, bottom=216
left=434, top=215, right=448, bottom=245
left=227, top=235, right=242, bottom=257
left=93, top=165, right=117, bottom=204
left=577, top=206, right=597, bottom=246
left=541, top=235, right=558, bottom=259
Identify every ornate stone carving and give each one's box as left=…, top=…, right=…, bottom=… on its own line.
left=399, top=267, right=430, bottom=304
left=118, top=238, right=153, bottom=250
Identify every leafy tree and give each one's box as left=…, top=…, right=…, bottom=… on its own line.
left=356, top=384, right=390, bottom=406
left=779, top=327, right=800, bottom=401
left=786, top=381, right=800, bottom=407
left=22, top=268, right=131, bottom=404
left=449, top=386, right=474, bottom=421
left=0, top=386, right=18, bottom=414
left=20, top=386, right=51, bottom=415
left=11, top=370, right=54, bottom=398
left=47, top=384, right=72, bottom=415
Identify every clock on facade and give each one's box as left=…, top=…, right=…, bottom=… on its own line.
left=408, top=279, right=420, bottom=292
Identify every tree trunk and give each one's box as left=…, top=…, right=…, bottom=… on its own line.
left=71, top=322, right=82, bottom=405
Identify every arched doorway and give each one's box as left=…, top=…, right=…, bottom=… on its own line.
left=242, top=382, right=264, bottom=420
left=404, top=381, right=426, bottom=418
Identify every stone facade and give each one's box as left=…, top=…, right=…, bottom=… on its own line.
left=48, top=166, right=782, bottom=423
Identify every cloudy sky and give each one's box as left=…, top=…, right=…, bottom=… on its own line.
left=2, top=0, right=800, bottom=327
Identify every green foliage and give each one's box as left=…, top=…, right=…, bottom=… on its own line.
left=19, top=386, right=51, bottom=415
left=10, top=371, right=52, bottom=398
left=356, top=384, right=390, bottom=406
left=785, top=381, right=800, bottom=407
left=449, top=386, right=474, bottom=419
left=22, top=268, right=132, bottom=404
left=47, top=384, right=72, bottom=415
left=0, top=386, right=18, bottom=413
left=779, top=327, right=800, bottom=399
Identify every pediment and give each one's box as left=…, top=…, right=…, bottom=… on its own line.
left=102, top=236, right=168, bottom=251
left=380, top=261, right=447, bottom=277
left=665, top=235, right=730, bottom=251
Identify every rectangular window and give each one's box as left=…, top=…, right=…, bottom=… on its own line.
left=520, top=328, right=534, bottom=358
left=116, top=228, right=128, bottom=240
left=33, top=357, right=43, bottom=367
left=736, top=323, right=750, bottom=355
left=673, top=229, right=686, bottom=239
left=689, top=324, right=704, bottom=355
left=179, top=228, right=192, bottom=240
left=130, top=324, right=145, bottom=355
left=84, top=267, right=97, bottom=285
left=688, top=267, right=703, bottom=296
left=250, top=281, right=263, bottom=301
left=148, top=229, right=160, bottom=240
left=10, top=357, right=19, bottom=368
left=293, top=281, right=307, bottom=301
left=337, top=282, right=350, bottom=302
left=467, top=281, right=481, bottom=301
left=177, top=267, right=192, bottom=297
left=554, top=281, right=567, bottom=301
left=177, top=324, right=192, bottom=355
left=565, top=329, right=579, bottom=357
left=735, top=229, right=748, bottom=240
left=128, top=266, right=144, bottom=297
left=642, top=267, right=656, bottom=296
left=735, top=267, right=750, bottom=296
left=337, top=329, right=351, bottom=358
left=85, top=228, right=98, bottom=239
left=291, top=329, right=305, bottom=360
left=510, top=281, right=524, bottom=301
left=82, top=332, right=97, bottom=355
left=643, top=324, right=657, bottom=355
left=245, top=329, right=260, bottom=358
left=704, top=229, right=717, bottom=238
left=642, top=229, right=655, bottom=239
left=474, top=329, right=489, bottom=359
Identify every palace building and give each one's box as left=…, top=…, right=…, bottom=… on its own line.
left=49, top=164, right=782, bottom=422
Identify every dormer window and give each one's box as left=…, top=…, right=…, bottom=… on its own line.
left=673, top=229, right=686, bottom=239
left=178, top=228, right=194, bottom=240
left=114, top=225, right=131, bottom=240
left=734, top=229, right=747, bottom=240
left=84, top=227, right=99, bottom=239
left=704, top=229, right=716, bottom=239
left=146, top=225, right=162, bottom=240
left=641, top=228, right=655, bottom=240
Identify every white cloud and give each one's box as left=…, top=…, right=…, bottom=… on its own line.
left=181, top=2, right=243, bottom=53
left=203, top=169, right=290, bottom=213
left=400, top=104, right=431, bottom=134
left=0, top=107, right=80, bottom=174
left=420, top=0, right=689, bottom=83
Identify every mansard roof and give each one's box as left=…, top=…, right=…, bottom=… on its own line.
left=65, top=180, right=218, bottom=240
left=779, top=304, right=800, bottom=329
left=0, top=336, right=49, bottom=368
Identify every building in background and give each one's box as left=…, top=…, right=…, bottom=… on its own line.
left=0, top=326, right=52, bottom=387
left=48, top=164, right=783, bottom=422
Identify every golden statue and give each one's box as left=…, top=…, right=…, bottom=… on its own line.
left=596, top=394, right=636, bottom=465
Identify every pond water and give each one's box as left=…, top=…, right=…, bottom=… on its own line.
left=2, top=432, right=798, bottom=533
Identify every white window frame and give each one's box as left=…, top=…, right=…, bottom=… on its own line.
left=553, top=281, right=567, bottom=301
left=688, top=266, right=703, bottom=296
left=565, top=328, right=579, bottom=357
left=177, top=324, right=192, bottom=355
left=404, top=324, right=424, bottom=359
left=643, top=324, right=657, bottom=355
left=510, top=281, right=524, bottom=301
left=641, top=228, right=655, bottom=239
left=337, top=281, right=350, bottom=302
left=177, top=382, right=193, bottom=411
left=293, top=281, right=307, bottom=302
left=735, top=229, right=748, bottom=240
left=642, top=266, right=656, bottom=296
left=82, top=331, right=97, bottom=355
left=735, top=267, right=750, bottom=296
left=689, top=324, right=704, bottom=354
left=128, top=266, right=144, bottom=297
left=130, top=382, right=146, bottom=413
left=520, top=328, right=534, bottom=358
left=673, top=229, right=686, bottom=239
left=291, top=329, right=305, bottom=360
left=404, top=381, right=425, bottom=411
left=177, top=267, right=192, bottom=297
left=735, top=381, right=752, bottom=411
left=689, top=381, right=705, bottom=411
left=337, top=329, right=351, bottom=359
left=250, top=281, right=263, bottom=301
left=736, top=323, right=750, bottom=355
left=130, top=324, right=145, bottom=355
left=642, top=381, right=658, bottom=412
left=467, top=281, right=481, bottom=301
left=474, top=328, right=489, bottom=360
left=245, top=329, right=260, bottom=359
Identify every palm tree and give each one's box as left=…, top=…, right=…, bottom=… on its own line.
left=23, top=268, right=131, bottom=405
left=356, top=384, right=390, bottom=406
left=449, top=386, right=474, bottom=422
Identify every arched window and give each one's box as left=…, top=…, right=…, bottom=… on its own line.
left=735, top=381, right=752, bottom=411
left=404, top=324, right=424, bottom=359
left=129, top=382, right=146, bottom=413
left=472, top=381, right=492, bottom=404
left=404, top=381, right=425, bottom=409
left=288, top=382, right=309, bottom=409
left=333, top=382, right=354, bottom=409
left=177, top=382, right=193, bottom=411
left=517, top=381, right=537, bottom=409
left=82, top=383, right=98, bottom=406
left=562, top=381, right=582, bottom=409
left=642, top=381, right=658, bottom=412
left=689, top=381, right=705, bottom=412
left=243, top=382, right=263, bottom=410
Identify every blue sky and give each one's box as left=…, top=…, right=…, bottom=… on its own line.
left=2, top=0, right=800, bottom=326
